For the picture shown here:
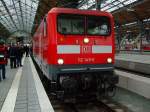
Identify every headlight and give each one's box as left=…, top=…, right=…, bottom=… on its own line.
left=0, top=55, right=4, bottom=58
left=84, top=38, right=89, bottom=44
left=58, top=59, right=64, bottom=65
left=107, top=58, right=112, bottom=63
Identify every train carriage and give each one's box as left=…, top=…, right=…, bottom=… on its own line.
left=33, top=8, right=118, bottom=99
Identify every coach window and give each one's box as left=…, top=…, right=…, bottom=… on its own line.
left=57, top=14, right=84, bottom=35
left=87, top=16, right=110, bottom=36
left=44, top=18, right=47, bottom=37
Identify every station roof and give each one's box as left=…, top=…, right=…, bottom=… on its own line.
left=0, top=0, right=79, bottom=37
left=0, top=0, right=149, bottom=37
left=79, top=0, right=150, bottom=34
left=79, top=0, right=150, bottom=23
left=0, top=0, right=39, bottom=36
left=112, top=0, right=150, bottom=24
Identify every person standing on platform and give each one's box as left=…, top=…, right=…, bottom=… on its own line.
left=25, top=45, right=29, bottom=57
left=9, top=44, right=17, bottom=68
left=16, top=44, right=23, bottom=67
left=0, top=41, right=7, bottom=81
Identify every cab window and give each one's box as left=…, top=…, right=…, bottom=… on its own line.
left=57, top=14, right=84, bottom=35
left=87, top=16, right=111, bottom=36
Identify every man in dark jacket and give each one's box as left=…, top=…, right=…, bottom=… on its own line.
left=16, top=44, right=23, bottom=67
left=25, top=45, right=29, bottom=57
left=9, top=44, right=17, bottom=68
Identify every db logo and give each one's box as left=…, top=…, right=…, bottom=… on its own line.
left=81, top=46, right=91, bottom=53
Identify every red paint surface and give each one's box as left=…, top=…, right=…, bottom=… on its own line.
left=33, top=8, right=115, bottom=65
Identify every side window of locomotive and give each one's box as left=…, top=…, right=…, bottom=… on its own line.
left=87, top=16, right=110, bottom=36
left=44, top=18, right=47, bottom=37
left=57, top=14, right=84, bottom=35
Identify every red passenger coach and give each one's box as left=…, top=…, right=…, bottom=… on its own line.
left=33, top=8, right=118, bottom=99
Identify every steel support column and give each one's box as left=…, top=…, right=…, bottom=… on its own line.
left=115, top=21, right=122, bottom=52
left=96, top=0, right=101, bottom=10
left=96, top=0, right=105, bottom=10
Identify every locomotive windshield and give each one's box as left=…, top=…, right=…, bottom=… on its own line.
left=57, top=14, right=111, bottom=36
left=58, top=15, right=84, bottom=34
left=87, top=16, right=110, bottom=35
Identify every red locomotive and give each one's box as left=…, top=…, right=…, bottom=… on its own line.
left=33, top=8, right=118, bottom=99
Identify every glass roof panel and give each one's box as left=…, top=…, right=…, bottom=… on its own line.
left=0, top=0, right=40, bottom=33
left=78, top=0, right=139, bottom=12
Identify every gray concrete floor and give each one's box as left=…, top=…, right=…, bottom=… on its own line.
left=0, top=63, right=18, bottom=109
left=0, top=58, right=41, bottom=112
left=14, top=58, right=41, bottom=112
left=112, top=87, right=150, bottom=112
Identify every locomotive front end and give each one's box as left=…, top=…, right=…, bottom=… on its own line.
left=52, top=11, right=118, bottom=99
left=56, top=14, right=114, bottom=68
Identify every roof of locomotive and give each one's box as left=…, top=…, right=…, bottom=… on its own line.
left=48, top=7, right=113, bottom=18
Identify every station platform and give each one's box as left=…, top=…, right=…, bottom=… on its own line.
left=112, top=87, right=150, bottom=112
left=0, top=57, right=54, bottom=112
left=115, top=54, right=150, bottom=74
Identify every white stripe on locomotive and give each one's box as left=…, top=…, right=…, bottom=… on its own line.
left=92, top=45, right=112, bottom=53
left=57, top=45, right=80, bottom=54
left=57, top=45, right=112, bottom=54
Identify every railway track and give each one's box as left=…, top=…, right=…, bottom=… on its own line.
left=48, top=93, right=129, bottom=112
left=48, top=96, right=116, bottom=112
left=45, top=84, right=127, bottom=112
left=42, top=78, right=126, bottom=112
